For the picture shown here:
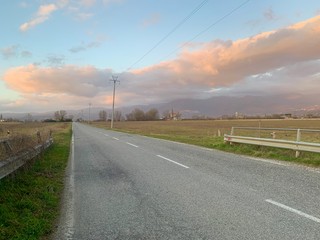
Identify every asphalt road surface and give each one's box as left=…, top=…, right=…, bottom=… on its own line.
left=54, top=122, right=320, bottom=240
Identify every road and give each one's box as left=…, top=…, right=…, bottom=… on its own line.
left=54, top=122, right=320, bottom=239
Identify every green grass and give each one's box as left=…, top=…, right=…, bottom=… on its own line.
left=0, top=124, right=71, bottom=240
left=91, top=120, right=320, bottom=167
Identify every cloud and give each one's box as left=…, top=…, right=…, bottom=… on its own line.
left=142, top=13, right=161, bottom=28
left=102, top=0, right=123, bottom=5
left=264, top=7, right=278, bottom=21
left=79, top=0, right=96, bottom=7
left=19, top=2, right=29, bottom=8
left=3, top=64, right=112, bottom=98
left=46, top=55, right=65, bottom=66
left=1, top=45, right=34, bottom=59
left=69, top=39, right=104, bottom=53
left=1, top=45, right=19, bottom=59
left=21, top=50, right=32, bottom=58
left=20, top=4, right=58, bottom=31
left=129, top=15, right=320, bottom=97
left=4, top=15, right=320, bottom=110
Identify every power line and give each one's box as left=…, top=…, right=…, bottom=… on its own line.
left=124, top=0, right=210, bottom=73
left=161, top=0, right=251, bottom=61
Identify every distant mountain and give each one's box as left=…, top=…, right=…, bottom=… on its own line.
left=141, top=94, right=320, bottom=118
left=1, top=94, right=319, bottom=121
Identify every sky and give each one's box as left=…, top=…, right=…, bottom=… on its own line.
left=0, top=0, right=320, bottom=114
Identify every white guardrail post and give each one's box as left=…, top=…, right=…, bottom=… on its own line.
left=296, top=129, right=301, bottom=158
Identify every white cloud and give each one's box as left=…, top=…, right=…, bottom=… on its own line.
left=1, top=45, right=19, bottom=59
left=142, top=13, right=161, bottom=28
left=69, top=39, right=104, bottom=53
left=79, top=0, right=96, bottom=7
left=20, top=4, right=58, bottom=31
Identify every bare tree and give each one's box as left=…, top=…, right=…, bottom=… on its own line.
left=145, top=108, right=159, bottom=121
left=115, top=110, right=122, bottom=121
left=126, top=108, right=145, bottom=121
left=54, top=110, right=67, bottom=121
left=25, top=113, right=33, bottom=122
left=132, top=108, right=145, bottom=121
left=99, top=110, right=107, bottom=121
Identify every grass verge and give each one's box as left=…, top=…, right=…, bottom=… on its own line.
left=0, top=123, right=71, bottom=240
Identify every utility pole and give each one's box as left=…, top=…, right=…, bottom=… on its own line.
left=110, top=75, right=120, bottom=129
left=89, top=103, right=92, bottom=124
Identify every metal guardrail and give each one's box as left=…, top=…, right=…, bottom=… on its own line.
left=0, top=138, right=53, bottom=180
left=224, top=127, right=320, bottom=157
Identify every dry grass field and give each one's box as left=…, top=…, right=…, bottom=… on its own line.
left=0, top=122, right=70, bottom=161
left=93, top=118, right=320, bottom=141
left=92, top=119, right=320, bottom=166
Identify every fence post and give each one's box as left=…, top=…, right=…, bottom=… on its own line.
left=37, top=131, right=41, bottom=143
left=295, top=129, right=301, bottom=158
left=3, top=140, right=13, bottom=154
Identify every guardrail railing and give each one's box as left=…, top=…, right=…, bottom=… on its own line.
left=0, top=137, right=53, bottom=180
left=224, top=127, right=320, bottom=157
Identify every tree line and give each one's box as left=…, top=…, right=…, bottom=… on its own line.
left=97, top=108, right=181, bottom=121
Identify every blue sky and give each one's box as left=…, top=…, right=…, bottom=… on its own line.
left=1, top=0, right=320, bottom=113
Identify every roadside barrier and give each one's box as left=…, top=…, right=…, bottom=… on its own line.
left=224, top=127, right=320, bottom=157
left=0, top=137, right=53, bottom=180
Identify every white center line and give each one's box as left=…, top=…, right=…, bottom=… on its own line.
left=157, top=155, right=190, bottom=169
left=126, top=142, right=139, bottom=148
left=112, top=137, right=119, bottom=140
left=266, top=199, right=320, bottom=224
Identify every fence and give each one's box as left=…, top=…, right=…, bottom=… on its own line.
left=224, top=127, right=320, bottom=157
left=0, top=133, right=53, bottom=180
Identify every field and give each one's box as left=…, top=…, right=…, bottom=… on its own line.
left=91, top=119, right=320, bottom=166
left=0, top=122, right=70, bottom=161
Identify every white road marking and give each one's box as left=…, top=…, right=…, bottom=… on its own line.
left=126, top=142, right=139, bottom=148
left=266, top=199, right=320, bottom=224
left=156, top=155, right=190, bottom=169
left=112, top=137, right=119, bottom=140
left=104, top=134, right=109, bottom=137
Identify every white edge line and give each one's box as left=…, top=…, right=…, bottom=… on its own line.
left=157, top=155, right=190, bottom=169
left=248, top=157, right=287, bottom=167
left=62, top=129, right=75, bottom=239
left=112, top=137, right=119, bottom=140
left=126, top=142, right=139, bottom=148
left=266, top=199, right=320, bottom=224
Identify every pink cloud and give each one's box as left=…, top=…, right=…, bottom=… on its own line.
left=3, top=64, right=112, bottom=97
left=131, top=15, right=320, bottom=89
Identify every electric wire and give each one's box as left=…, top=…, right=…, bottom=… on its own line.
left=118, top=0, right=251, bottom=78
left=161, top=0, right=251, bottom=61
left=122, top=0, right=210, bottom=74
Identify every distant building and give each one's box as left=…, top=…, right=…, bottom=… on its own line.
left=164, top=109, right=181, bottom=120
